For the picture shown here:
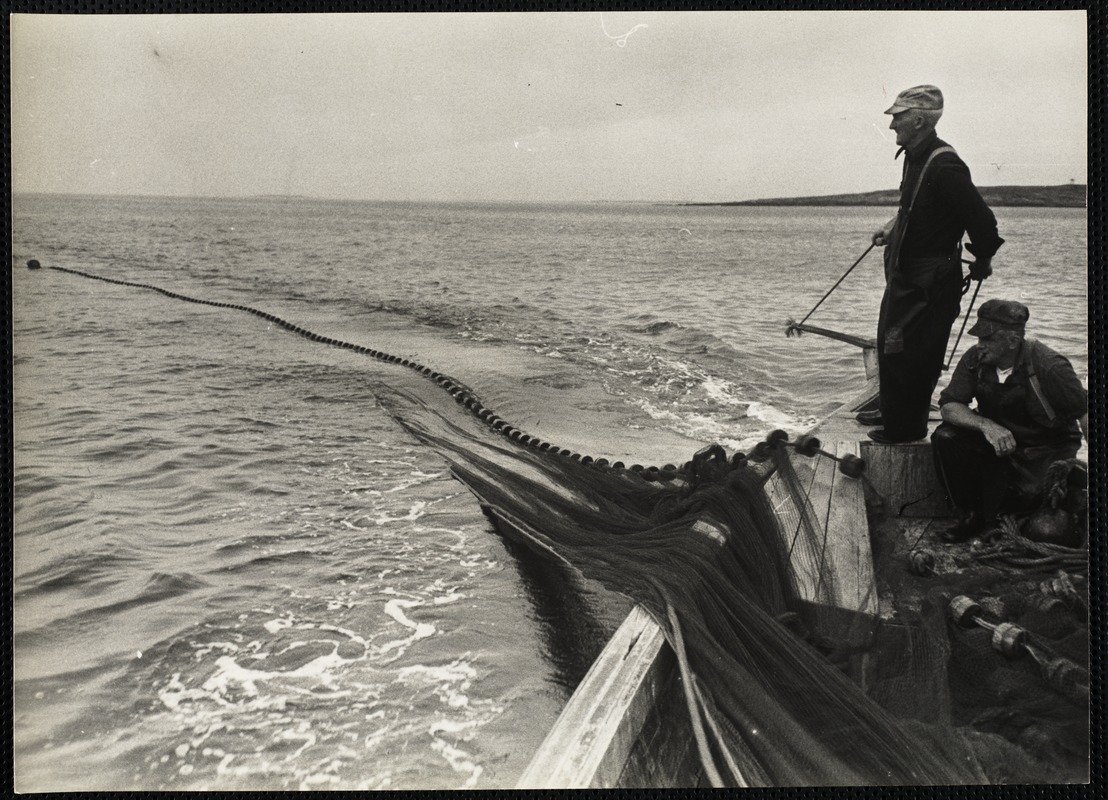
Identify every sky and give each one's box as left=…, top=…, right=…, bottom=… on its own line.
left=10, top=11, right=1088, bottom=203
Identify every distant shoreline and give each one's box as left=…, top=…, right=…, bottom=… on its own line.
left=682, top=184, right=1086, bottom=208
left=12, top=187, right=1088, bottom=208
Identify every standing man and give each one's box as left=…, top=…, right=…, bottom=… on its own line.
left=865, top=85, right=1005, bottom=443
left=931, top=299, right=1088, bottom=542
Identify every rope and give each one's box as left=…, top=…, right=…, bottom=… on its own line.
left=972, top=522, right=1088, bottom=572
left=691, top=675, right=750, bottom=787
left=36, top=262, right=687, bottom=483
left=663, top=598, right=725, bottom=788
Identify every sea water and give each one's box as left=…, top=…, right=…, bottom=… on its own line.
left=11, top=195, right=1087, bottom=790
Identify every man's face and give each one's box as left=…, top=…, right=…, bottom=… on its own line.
left=976, top=333, right=1014, bottom=366
left=888, top=111, right=918, bottom=147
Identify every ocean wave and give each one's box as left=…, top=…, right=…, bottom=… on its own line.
left=639, top=319, right=683, bottom=335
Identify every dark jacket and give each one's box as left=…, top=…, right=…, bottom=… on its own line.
left=896, top=132, right=1004, bottom=261
left=938, top=338, right=1087, bottom=447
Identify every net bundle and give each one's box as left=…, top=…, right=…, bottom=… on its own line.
left=385, top=393, right=1071, bottom=786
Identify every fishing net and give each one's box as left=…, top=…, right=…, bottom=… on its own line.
left=381, top=383, right=1091, bottom=786
left=30, top=263, right=1088, bottom=787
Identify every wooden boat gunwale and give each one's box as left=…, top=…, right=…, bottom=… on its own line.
left=515, top=370, right=933, bottom=788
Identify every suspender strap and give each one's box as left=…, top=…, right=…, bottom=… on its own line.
left=889, top=146, right=958, bottom=269
left=1024, top=340, right=1058, bottom=423
left=983, top=340, right=1060, bottom=424
left=904, top=146, right=957, bottom=219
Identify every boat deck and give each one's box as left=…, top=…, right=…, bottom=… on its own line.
left=517, top=362, right=1087, bottom=786
left=517, top=382, right=965, bottom=788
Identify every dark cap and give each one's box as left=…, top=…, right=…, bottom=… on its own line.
left=969, top=299, right=1029, bottom=338
left=884, top=85, right=944, bottom=115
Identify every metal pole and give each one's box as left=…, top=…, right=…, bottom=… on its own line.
left=795, top=243, right=875, bottom=328
left=945, top=278, right=982, bottom=370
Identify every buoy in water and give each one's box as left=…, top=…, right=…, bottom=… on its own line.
left=27, top=259, right=41, bottom=270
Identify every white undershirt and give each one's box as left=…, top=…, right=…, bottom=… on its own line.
left=996, top=365, right=1014, bottom=383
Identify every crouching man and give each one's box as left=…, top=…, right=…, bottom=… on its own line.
left=931, top=299, right=1088, bottom=543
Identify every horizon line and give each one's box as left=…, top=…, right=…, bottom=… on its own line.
left=11, top=183, right=1089, bottom=207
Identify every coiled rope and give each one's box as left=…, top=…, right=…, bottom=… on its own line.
left=30, top=260, right=689, bottom=482
left=973, top=522, right=1088, bottom=572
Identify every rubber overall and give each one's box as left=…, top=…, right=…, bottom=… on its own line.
left=933, top=339, right=1085, bottom=518
left=877, top=147, right=963, bottom=441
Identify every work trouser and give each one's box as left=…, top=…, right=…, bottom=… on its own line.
left=930, top=423, right=1020, bottom=519
left=930, top=422, right=1076, bottom=518
left=877, top=252, right=963, bottom=440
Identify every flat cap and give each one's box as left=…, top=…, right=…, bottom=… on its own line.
left=969, top=299, right=1030, bottom=338
left=884, top=85, right=944, bottom=115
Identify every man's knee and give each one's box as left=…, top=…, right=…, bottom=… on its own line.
left=931, top=422, right=994, bottom=462
left=930, top=422, right=961, bottom=447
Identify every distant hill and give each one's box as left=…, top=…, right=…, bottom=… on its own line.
left=687, top=184, right=1086, bottom=208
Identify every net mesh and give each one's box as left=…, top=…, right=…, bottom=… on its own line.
left=380, top=385, right=1088, bottom=786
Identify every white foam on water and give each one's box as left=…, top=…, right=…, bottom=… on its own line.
left=396, top=658, right=478, bottom=711
left=429, top=718, right=479, bottom=736
left=263, top=617, right=294, bottom=634
left=745, top=399, right=815, bottom=433
left=366, top=500, right=428, bottom=526
left=355, top=772, right=394, bottom=790
left=416, top=525, right=470, bottom=551
left=159, top=673, right=236, bottom=711
left=700, top=374, right=749, bottom=406
left=194, top=641, right=241, bottom=659
left=385, top=470, right=449, bottom=494
left=274, top=724, right=316, bottom=761
left=430, top=738, right=483, bottom=788
left=458, top=556, right=498, bottom=570
left=378, top=598, right=437, bottom=659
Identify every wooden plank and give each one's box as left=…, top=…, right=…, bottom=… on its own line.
left=769, top=445, right=877, bottom=617
left=764, top=456, right=824, bottom=603
left=516, top=605, right=673, bottom=789
left=821, top=441, right=878, bottom=616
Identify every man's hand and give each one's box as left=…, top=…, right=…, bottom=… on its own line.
left=969, top=256, right=992, bottom=281
left=872, top=216, right=897, bottom=247
left=978, top=417, right=1016, bottom=456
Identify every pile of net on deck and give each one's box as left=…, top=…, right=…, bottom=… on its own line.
left=380, top=386, right=1087, bottom=787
